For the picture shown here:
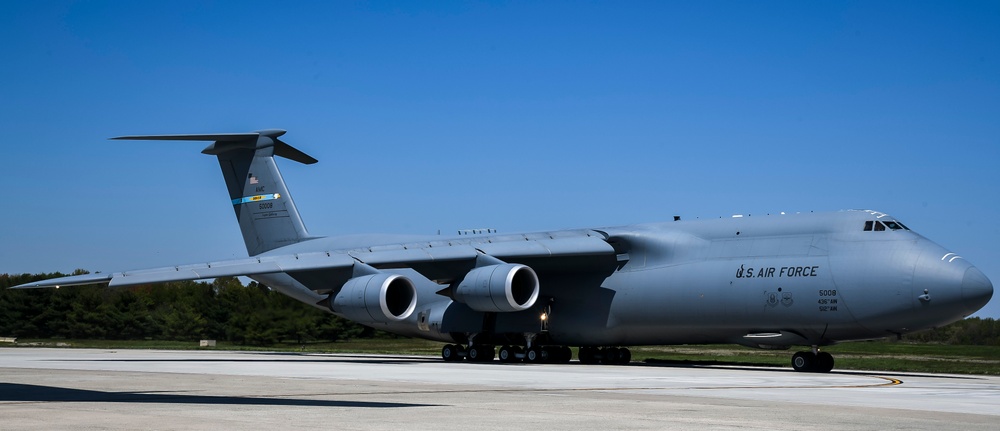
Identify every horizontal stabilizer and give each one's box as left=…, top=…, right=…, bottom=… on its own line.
left=111, top=132, right=270, bottom=142
left=111, top=129, right=317, bottom=164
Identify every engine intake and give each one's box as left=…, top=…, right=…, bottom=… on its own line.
left=454, top=264, right=539, bottom=312
left=332, top=274, right=417, bottom=324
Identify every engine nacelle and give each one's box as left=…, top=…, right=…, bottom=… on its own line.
left=453, top=264, right=540, bottom=312
left=332, top=274, right=417, bottom=324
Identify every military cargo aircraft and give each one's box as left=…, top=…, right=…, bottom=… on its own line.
left=15, top=130, right=993, bottom=372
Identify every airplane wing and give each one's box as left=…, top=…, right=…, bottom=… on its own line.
left=11, top=252, right=353, bottom=289
left=354, top=232, right=619, bottom=281
left=12, top=231, right=618, bottom=291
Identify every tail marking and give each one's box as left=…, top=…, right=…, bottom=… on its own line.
left=111, top=129, right=317, bottom=256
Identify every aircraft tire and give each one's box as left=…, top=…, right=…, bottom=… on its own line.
left=816, top=351, right=834, bottom=373
left=469, top=345, right=494, bottom=362
left=525, top=346, right=544, bottom=363
left=619, top=347, right=632, bottom=365
left=442, top=344, right=462, bottom=362
left=498, top=345, right=518, bottom=363
left=791, top=351, right=814, bottom=372
left=600, top=347, right=620, bottom=365
left=539, top=346, right=552, bottom=363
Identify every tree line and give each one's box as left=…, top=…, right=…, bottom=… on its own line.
left=0, top=271, right=380, bottom=345
left=902, top=316, right=1000, bottom=346
left=2, top=271, right=998, bottom=346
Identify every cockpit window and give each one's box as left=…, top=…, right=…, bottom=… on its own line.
left=883, top=221, right=905, bottom=230
left=864, top=220, right=910, bottom=231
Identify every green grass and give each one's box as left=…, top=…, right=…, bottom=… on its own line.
left=7, top=338, right=998, bottom=375
left=632, top=342, right=1000, bottom=375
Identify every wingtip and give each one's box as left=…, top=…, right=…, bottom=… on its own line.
left=254, top=129, right=287, bottom=138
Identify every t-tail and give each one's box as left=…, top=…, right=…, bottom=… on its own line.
left=112, top=129, right=317, bottom=256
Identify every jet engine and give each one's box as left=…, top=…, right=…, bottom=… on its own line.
left=332, top=274, right=417, bottom=324
left=453, top=264, right=540, bottom=312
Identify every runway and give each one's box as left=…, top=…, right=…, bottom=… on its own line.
left=1, top=348, right=997, bottom=430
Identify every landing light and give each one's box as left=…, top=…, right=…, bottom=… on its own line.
left=540, top=313, right=548, bottom=321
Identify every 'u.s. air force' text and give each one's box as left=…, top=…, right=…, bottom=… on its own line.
left=736, top=265, right=819, bottom=279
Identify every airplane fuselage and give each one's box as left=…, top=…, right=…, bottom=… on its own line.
left=253, top=209, right=992, bottom=350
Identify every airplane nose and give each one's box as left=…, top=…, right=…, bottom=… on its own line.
left=962, top=266, right=993, bottom=313
left=910, top=246, right=993, bottom=321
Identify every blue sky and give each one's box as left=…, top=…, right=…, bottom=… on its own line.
left=2, top=1, right=998, bottom=317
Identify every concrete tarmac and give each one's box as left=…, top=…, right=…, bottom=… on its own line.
left=0, top=348, right=997, bottom=430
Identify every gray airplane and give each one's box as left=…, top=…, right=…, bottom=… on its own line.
left=15, top=130, right=994, bottom=372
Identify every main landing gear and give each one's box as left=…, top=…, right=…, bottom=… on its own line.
left=442, top=343, right=573, bottom=363
left=441, top=343, right=497, bottom=362
left=791, top=347, right=834, bottom=373
left=503, top=345, right=573, bottom=363
left=440, top=344, right=632, bottom=365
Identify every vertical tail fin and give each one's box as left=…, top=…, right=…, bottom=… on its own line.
left=111, top=129, right=317, bottom=256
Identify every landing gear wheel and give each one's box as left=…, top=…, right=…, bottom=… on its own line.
left=442, top=344, right=462, bottom=362
left=541, top=346, right=570, bottom=363
left=791, top=351, right=815, bottom=372
left=601, top=347, right=624, bottom=365
left=816, top=351, right=834, bottom=373
left=498, top=345, right=518, bottom=363
left=542, top=346, right=561, bottom=363
left=600, top=347, right=615, bottom=365
left=525, top=346, right=544, bottom=363
left=619, top=347, right=632, bottom=365
left=468, top=345, right=494, bottom=362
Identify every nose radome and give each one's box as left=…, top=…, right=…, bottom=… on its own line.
left=962, top=266, right=993, bottom=313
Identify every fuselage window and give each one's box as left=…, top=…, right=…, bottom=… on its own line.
left=874, top=221, right=886, bottom=231
left=864, top=221, right=874, bottom=231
